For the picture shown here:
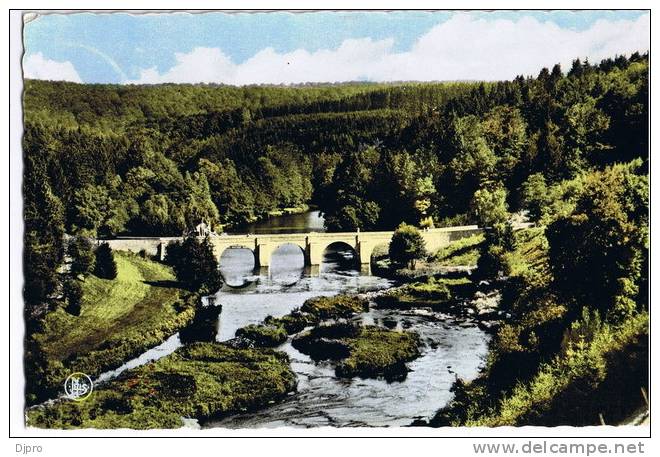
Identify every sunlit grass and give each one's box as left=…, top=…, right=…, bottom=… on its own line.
left=434, top=233, right=485, bottom=267
left=34, top=252, right=194, bottom=379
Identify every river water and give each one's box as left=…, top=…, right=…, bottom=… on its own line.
left=207, top=211, right=491, bottom=428
left=96, top=211, right=491, bottom=428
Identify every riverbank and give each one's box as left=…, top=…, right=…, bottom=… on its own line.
left=27, top=252, right=197, bottom=403
left=371, top=233, right=483, bottom=281
left=27, top=231, right=492, bottom=428
left=26, top=342, right=296, bottom=429
left=422, top=228, right=649, bottom=427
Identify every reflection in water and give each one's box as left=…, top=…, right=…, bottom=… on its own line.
left=216, top=244, right=390, bottom=341
left=218, top=247, right=257, bottom=287
left=212, top=242, right=491, bottom=427
left=322, top=242, right=358, bottom=272
left=229, top=210, right=326, bottom=234
left=270, top=243, right=306, bottom=285
left=94, top=210, right=490, bottom=427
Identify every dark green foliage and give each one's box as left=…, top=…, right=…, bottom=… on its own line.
left=94, top=242, right=117, bottom=279
left=236, top=324, right=288, bottom=347
left=300, top=294, right=369, bottom=320
left=63, top=278, right=83, bottom=316
left=477, top=221, right=517, bottom=279
left=179, top=305, right=221, bottom=343
left=292, top=323, right=421, bottom=380
left=23, top=152, right=65, bottom=312
left=388, top=223, right=427, bottom=269
left=264, top=311, right=311, bottom=334
left=546, top=160, right=648, bottom=320
left=320, top=146, right=382, bottom=231
left=23, top=53, right=648, bottom=237
left=164, top=236, right=223, bottom=294
left=68, top=236, right=95, bottom=276
left=21, top=53, right=650, bottom=427
left=520, top=173, right=550, bottom=222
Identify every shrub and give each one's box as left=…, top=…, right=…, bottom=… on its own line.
left=69, top=236, right=95, bottom=276
left=165, top=235, right=223, bottom=294
left=388, top=223, right=427, bottom=269
left=63, top=278, right=83, bottom=316
left=94, top=242, right=117, bottom=279
left=546, top=161, right=648, bottom=319
left=471, top=185, right=508, bottom=228
left=520, top=173, right=550, bottom=222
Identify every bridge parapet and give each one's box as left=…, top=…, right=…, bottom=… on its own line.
left=100, top=224, right=485, bottom=267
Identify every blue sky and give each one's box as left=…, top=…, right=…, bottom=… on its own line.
left=23, top=11, right=650, bottom=85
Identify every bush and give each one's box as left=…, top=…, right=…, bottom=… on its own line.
left=63, top=278, right=83, bottom=316
left=388, top=223, right=427, bottom=269
left=94, top=242, right=117, bottom=279
left=470, top=185, right=508, bottom=228
left=470, top=312, right=648, bottom=426
left=179, top=304, right=221, bottom=343
left=520, top=173, right=550, bottom=222
left=165, top=235, right=223, bottom=294
left=546, top=161, right=648, bottom=319
left=69, top=236, right=95, bottom=276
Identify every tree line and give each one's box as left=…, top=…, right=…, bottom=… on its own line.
left=23, top=52, right=648, bottom=312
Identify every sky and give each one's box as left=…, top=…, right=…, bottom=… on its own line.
left=22, top=10, right=650, bottom=85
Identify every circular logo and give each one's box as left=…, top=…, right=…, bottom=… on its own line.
left=63, top=372, right=93, bottom=401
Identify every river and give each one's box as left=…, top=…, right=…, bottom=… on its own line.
left=97, top=210, right=491, bottom=428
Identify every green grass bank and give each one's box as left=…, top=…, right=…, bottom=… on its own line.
left=27, top=252, right=197, bottom=402
left=27, top=342, right=296, bottom=429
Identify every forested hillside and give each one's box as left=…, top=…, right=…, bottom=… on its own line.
left=23, top=52, right=648, bottom=311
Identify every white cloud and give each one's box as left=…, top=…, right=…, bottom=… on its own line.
left=23, top=52, right=82, bottom=83
left=128, top=13, right=650, bottom=85
left=130, top=47, right=236, bottom=84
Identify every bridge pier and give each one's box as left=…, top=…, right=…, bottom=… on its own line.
left=255, top=242, right=274, bottom=267
left=158, top=241, right=166, bottom=261
left=303, top=264, right=320, bottom=277
left=305, top=242, right=324, bottom=266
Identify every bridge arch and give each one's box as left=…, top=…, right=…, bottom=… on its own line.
left=215, top=242, right=256, bottom=265
left=256, top=240, right=307, bottom=267
left=270, top=242, right=306, bottom=268
left=320, top=241, right=359, bottom=271
left=217, top=244, right=257, bottom=287
left=269, top=243, right=307, bottom=283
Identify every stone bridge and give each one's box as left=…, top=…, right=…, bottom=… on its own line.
left=101, top=225, right=483, bottom=268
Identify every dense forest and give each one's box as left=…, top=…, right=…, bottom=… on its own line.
left=23, top=52, right=648, bottom=313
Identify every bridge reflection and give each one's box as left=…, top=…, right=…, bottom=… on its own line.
left=219, top=242, right=368, bottom=288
